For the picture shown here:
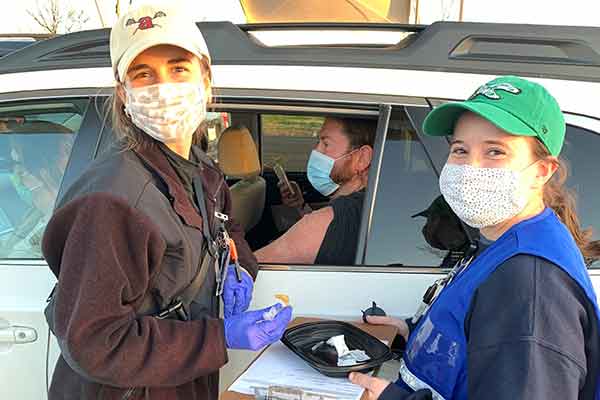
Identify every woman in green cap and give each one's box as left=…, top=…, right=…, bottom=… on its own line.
left=350, top=76, right=600, bottom=400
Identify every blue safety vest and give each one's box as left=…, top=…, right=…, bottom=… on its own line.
left=397, top=208, right=600, bottom=400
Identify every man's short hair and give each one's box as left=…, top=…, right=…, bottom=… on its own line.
left=329, top=117, right=377, bottom=149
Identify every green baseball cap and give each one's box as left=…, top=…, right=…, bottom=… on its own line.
left=422, top=76, right=566, bottom=156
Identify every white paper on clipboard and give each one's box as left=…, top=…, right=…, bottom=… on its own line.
left=228, top=342, right=366, bottom=400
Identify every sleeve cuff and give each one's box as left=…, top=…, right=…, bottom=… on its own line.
left=379, top=382, right=411, bottom=400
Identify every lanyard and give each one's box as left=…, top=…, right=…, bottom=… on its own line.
left=192, top=175, right=232, bottom=296
left=411, top=245, right=478, bottom=324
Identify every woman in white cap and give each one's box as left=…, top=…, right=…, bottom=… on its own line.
left=42, top=2, right=292, bottom=399
left=350, top=76, right=600, bottom=400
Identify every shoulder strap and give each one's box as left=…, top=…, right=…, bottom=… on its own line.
left=192, top=175, right=215, bottom=246
left=192, top=174, right=231, bottom=297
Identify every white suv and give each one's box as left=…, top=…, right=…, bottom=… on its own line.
left=0, top=21, right=599, bottom=399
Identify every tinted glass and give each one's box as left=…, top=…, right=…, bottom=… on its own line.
left=0, top=99, right=86, bottom=259
left=365, top=110, right=449, bottom=267
left=261, top=114, right=324, bottom=172
left=563, top=124, right=600, bottom=268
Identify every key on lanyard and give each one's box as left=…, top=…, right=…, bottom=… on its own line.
left=215, top=223, right=232, bottom=296
left=215, top=247, right=230, bottom=296
left=411, top=279, right=444, bottom=324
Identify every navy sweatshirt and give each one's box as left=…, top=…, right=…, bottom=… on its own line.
left=380, top=252, right=599, bottom=400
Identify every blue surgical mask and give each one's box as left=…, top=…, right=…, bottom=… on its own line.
left=306, top=149, right=357, bottom=196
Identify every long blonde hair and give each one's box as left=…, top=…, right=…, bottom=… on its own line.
left=106, top=55, right=212, bottom=151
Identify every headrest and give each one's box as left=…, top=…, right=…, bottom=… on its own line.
left=217, top=126, right=261, bottom=179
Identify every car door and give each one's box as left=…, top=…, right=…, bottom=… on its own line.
left=0, top=95, right=98, bottom=400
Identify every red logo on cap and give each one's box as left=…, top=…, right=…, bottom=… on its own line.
left=126, top=11, right=166, bottom=35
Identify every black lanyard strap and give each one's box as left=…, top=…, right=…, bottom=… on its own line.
left=192, top=175, right=219, bottom=256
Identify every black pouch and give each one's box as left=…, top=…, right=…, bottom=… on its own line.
left=281, top=321, right=394, bottom=378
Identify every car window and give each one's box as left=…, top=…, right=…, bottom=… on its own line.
left=0, top=99, right=86, bottom=260
left=563, top=124, right=600, bottom=268
left=365, top=110, right=456, bottom=267
left=261, top=114, right=324, bottom=172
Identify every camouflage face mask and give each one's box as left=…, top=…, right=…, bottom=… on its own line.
left=124, top=82, right=207, bottom=143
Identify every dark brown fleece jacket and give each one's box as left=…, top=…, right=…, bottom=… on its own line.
left=42, top=142, right=258, bottom=400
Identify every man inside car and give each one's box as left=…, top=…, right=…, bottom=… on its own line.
left=255, top=116, right=376, bottom=265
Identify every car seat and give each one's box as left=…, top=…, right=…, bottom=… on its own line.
left=217, top=126, right=266, bottom=233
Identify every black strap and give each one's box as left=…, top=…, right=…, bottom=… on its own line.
left=192, top=175, right=231, bottom=297
left=192, top=175, right=214, bottom=245
left=193, top=175, right=225, bottom=265
left=157, top=251, right=212, bottom=321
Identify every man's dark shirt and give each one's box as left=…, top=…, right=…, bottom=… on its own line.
left=315, top=190, right=365, bottom=265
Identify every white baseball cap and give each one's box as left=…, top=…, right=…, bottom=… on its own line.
left=110, top=1, right=211, bottom=82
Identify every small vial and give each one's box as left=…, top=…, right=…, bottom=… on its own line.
left=262, top=294, right=290, bottom=321
left=262, top=306, right=279, bottom=321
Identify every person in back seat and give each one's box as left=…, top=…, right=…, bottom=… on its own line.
left=255, top=117, right=376, bottom=265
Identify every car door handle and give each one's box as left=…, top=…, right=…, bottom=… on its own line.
left=0, top=325, right=38, bottom=344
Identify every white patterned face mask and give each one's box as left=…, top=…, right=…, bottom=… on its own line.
left=439, top=163, right=534, bottom=228
left=124, top=82, right=206, bottom=143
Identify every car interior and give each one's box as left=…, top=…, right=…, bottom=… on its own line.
left=200, top=108, right=474, bottom=267
left=206, top=111, right=351, bottom=252
left=217, top=124, right=266, bottom=235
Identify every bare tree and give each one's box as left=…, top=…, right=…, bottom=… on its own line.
left=440, top=0, right=459, bottom=21
left=27, top=0, right=90, bottom=35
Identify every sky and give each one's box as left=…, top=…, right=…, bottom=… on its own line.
left=1, top=0, right=599, bottom=34
left=2, top=0, right=246, bottom=34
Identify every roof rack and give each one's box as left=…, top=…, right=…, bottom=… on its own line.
left=0, top=33, right=53, bottom=40
left=0, top=34, right=51, bottom=59
left=0, top=21, right=599, bottom=81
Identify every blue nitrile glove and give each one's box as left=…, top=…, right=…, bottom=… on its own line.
left=222, top=265, right=254, bottom=318
left=223, top=303, right=293, bottom=351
